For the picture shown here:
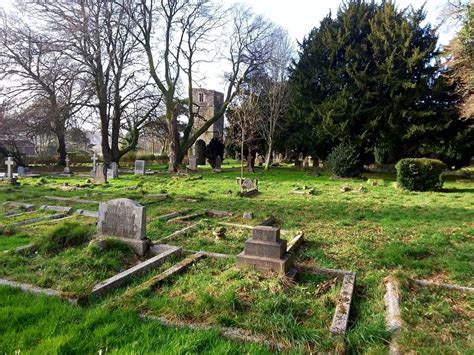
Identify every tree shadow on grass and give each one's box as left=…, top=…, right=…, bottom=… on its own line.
left=441, top=187, right=474, bottom=194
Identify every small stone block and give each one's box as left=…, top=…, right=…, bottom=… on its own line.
left=244, top=239, right=287, bottom=259
left=236, top=252, right=293, bottom=274
left=252, top=226, right=280, bottom=243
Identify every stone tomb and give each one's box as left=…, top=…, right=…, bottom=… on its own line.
left=96, top=198, right=150, bottom=256
left=236, top=226, right=293, bottom=273
left=134, top=160, right=145, bottom=175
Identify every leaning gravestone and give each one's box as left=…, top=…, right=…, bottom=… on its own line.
left=236, top=226, right=293, bottom=273
left=134, top=160, right=145, bottom=175
left=94, top=163, right=107, bottom=183
left=96, top=198, right=149, bottom=256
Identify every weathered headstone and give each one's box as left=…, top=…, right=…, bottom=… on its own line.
left=64, top=154, right=73, bottom=175
left=107, top=162, right=119, bottom=179
left=134, top=160, right=145, bottom=175
left=278, top=153, right=283, bottom=163
left=236, top=226, right=293, bottom=273
left=168, top=152, right=176, bottom=173
left=188, top=155, right=197, bottom=171
left=303, top=157, right=309, bottom=169
left=91, top=154, right=98, bottom=175
left=308, top=156, right=314, bottom=168
left=96, top=198, right=149, bottom=255
left=17, top=166, right=26, bottom=176
left=298, top=152, right=304, bottom=161
left=238, top=177, right=258, bottom=196
left=94, top=163, right=107, bottom=183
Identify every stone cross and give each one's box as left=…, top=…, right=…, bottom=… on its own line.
left=64, top=155, right=71, bottom=174
left=5, top=157, right=14, bottom=178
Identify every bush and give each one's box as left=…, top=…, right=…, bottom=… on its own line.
left=36, top=221, right=94, bottom=254
left=26, top=154, right=57, bottom=166
left=68, top=151, right=91, bottom=165
left=136, top=153, right=156, bottom=162
left=326, top=142, right=363, bottom=178
left=396, top=158, right=447, bottom=191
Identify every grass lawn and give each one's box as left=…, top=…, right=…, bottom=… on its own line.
left=0, top=162, right=472, bottom=353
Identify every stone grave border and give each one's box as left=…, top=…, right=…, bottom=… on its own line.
left=90, top=244, right=182, bottom=298
left=2, top=202, right=36, bottom=216
left=383, top=275, right=474, bottom=354
left=4, top=205, right=73, bottom=227
left=0, top=278, right=78, bottom=304
left=45, top=196, right=100, bottom=204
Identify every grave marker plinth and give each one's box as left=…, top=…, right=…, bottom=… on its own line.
left=236, top=226, right=293, bottom=273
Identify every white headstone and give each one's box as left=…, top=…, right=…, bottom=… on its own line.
left=134, top=160, right=145, bottom=175
left=107, top=162, right=119, bottom=179
left=91, top=154, right=98, bottom=175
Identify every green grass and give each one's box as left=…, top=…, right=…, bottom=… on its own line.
left=398, top=283, right=474, bottom=353
left=0, top=286, right=269, bottom=354
left=0, top=164, right=472, bottom=353
left=115, top=257, right=342, bottom=352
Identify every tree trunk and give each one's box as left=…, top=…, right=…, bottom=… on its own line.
left=264, top=142, right=273, bottom=171
left=169, top=110, right=180, bottom=172
left=56, top=129, right=67, bottom=167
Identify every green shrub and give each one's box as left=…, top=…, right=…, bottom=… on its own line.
left=137, top=153, right=156, bottom=162
left=68, top=152, right=91, bottom=165
left=326, top=142, right=363, bottom=178
left=121, top=151, right=137, bottom=163
left=36, top=221, right=94, bottom=254
left=26, top=154, right=57, bottom=166
left=395, top=158, right=447, bottom=191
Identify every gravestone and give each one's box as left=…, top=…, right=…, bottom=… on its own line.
left=94, top=163, right=107, bottom=183
left=237, top=177, right=258, bottom=196
left=17, top=166, right=26, bottom=176
left=134, top=160, right=145, bottom=175
left=278, top=153, right=283, bottom=163
left=236, top=226, right=293, bottom=273
left=298, top=152, right=304, bottom=161
left=168, top=152, right=176, bottom=173
left=5, top=157, right=14, bottom=179
left=96, top=198, right=149, bottom=255
left=91, top=154, right=98, bottom=175
left=308, top=156, right=314, bottom=168
left=63, top=154, right=73, bottom=175
left=4, top=157, right=18, bottom=184
left=188, top=155, right=197, bottom=171
left=108, top=162, right=119, bottom=179
left=303, top=157, right=309, bottom=169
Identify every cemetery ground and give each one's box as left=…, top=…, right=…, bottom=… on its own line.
left=0, top=162, right=472, bottom=353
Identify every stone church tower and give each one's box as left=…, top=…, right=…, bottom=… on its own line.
left=191, top=88, right=224, bottom=164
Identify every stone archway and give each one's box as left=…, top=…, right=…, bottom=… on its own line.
left=195, top=139, right=206, bottom=165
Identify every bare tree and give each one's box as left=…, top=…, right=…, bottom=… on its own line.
left=31, top=0, right=162, bottom=164
left=227, top=91, right=261, bottom=175
left=256, top=28, right=293, bottom=170
left=0, top=11, right=90, bottom=165
left=123, top=1, right=277, bottom=170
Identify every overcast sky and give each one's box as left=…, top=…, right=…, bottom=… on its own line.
left=1, top=0, right=458, bottom=93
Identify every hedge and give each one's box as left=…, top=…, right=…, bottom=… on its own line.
left=395, top=158, right=447, bottom=191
